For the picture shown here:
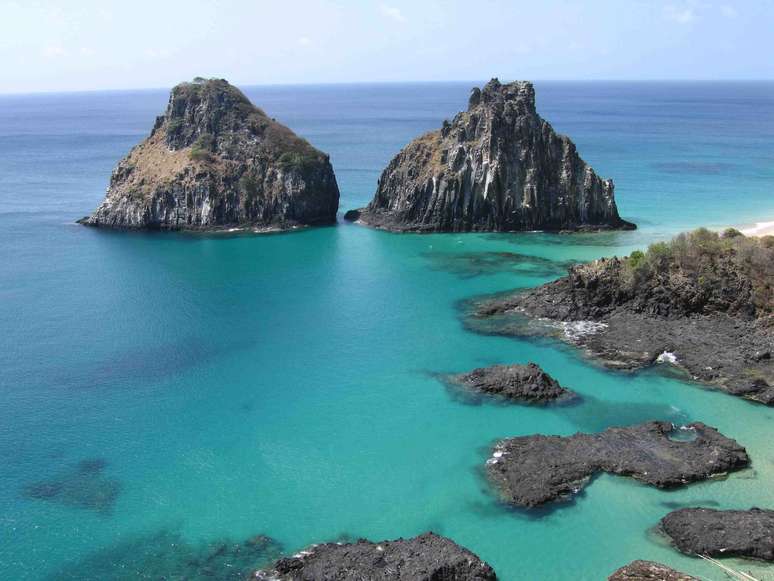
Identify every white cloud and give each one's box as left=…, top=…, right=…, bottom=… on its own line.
left=42, top=46, right=67, bottom=58
left=380, top=4, right=406, bottom=23
left=79, top=47, right=95, bottom=56
left=143, top=48, right=173, bottom=59
left=664, top=4, right=695, bottom=23
left=720, top=5, right=738, bottom=18
left=298, top=36, right=312, bottom=46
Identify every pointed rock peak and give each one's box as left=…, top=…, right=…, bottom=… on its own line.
left=162, top=77, right=265, bottom=150
left=78, top=78, right=339, bottom=231
left=170, top=77, right=253, bottom=111
left=467, top=78, right=536, bottom=113
left=347, top=78, right=634, bottom=232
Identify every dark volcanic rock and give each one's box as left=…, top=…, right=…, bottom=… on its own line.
left=448, top=363, right=573, bottom=403
left=79, top=77, right=339, bottom=231
left=253, top=532, right=497, bottom=580
left=486, top=421, right=748, bottom=508
left=660, top=507, right=774, bottom=561
left=471, top=230, right=774, bottom=404
left=608, top=560, right=697, bottom=580
left=347, top=78, right=634, bottom=233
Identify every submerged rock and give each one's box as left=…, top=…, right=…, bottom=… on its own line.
left=660, top=507, right=774, bottom=561
left=253, top=532, right=497, bottom=580
left=346, top=78, right=634, bottom=232
left=51, top=529, right=283, bottom=579
left=486, top=421, right=748, bottom=508
left=22, top=458, right=121, bottom=514
left=608, top=560, right=697, bottom=580
left=448, top=363, right=573, bottom=403
left=471, top=229, right=774, bottom=404
left=79, top=77, right=339, bottom=231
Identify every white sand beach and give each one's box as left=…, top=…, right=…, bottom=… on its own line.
left=739, top=220, right=774, bottom=237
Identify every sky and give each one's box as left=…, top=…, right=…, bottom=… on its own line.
left=0, top=0, right=771, bottom=93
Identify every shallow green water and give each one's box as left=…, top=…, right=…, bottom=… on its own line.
left=1, top=82, right=774, bottom=580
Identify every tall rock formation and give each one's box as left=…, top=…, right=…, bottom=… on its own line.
left=346, top=78, right=634, bottom=232
left=79, top=78, right=339, bottom=230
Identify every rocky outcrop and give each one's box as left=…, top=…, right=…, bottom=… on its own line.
left=345, top=78, right=634, bottom=232
left=608, top=560, right=697, bottom=580
left=470, top=229, right=774, bottom=404
left=79, top=78, right=339, bottom=231
left=253, top=532, right=497, bottom=580
left=447, top=363, right=574, bottom=403
left=486, top=421, right=748, bottom=508
left=660, top=508, right=774, bottom=561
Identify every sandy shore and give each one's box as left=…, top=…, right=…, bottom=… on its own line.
left=739, top=220, right=774, bottom=237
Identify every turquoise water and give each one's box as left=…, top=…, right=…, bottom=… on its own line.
left=1, top=82, right=774, bottom=580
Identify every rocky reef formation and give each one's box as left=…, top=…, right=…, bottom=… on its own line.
left=660, top=507, right=774, bottom=561
left=253, top=532, right=497, bottom=580
left=79, top=78, right=339, bottom=231
left=51, top=529, right=283, bottom=579
left=608, top=560, right=697, bottom=580
left=486, top=421, right=748, bottom=508
left=345, top=78, right=634, bottom=232
left=471, top=229, right=774, bottom=404
left=22, top=458, right=121, bottom=514
left=447, top=363, right=574, bottom=404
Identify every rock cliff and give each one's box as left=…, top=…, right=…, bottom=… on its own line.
left=79, top=78, right=339, bottom=230
left=345, top=78, right=634, bottom=232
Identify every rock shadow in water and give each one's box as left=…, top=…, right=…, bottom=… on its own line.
left=421, top=250, right=575, bottom=279
left=559, top=394, right=691, bottom=433
left=22, top=458, right=121, bottom=514
left=47, top=529, right=283, bottom=580
left=660, top=499, right=721, bottom=510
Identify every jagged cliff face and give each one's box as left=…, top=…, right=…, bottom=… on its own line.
left=80, top=78, right=339, bottom=230
left=347, top=79, right=634, bottom=232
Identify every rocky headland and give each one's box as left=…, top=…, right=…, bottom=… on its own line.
left=486, top=421, right=748, bottom=508
left=447, top=363, right=574, bottom=404
left=252, top=532, right=497, bottom=580
left=345, top=78, right=634, bottom=232
left=471, top=228, right=774, bottom=404
left=660, top=507, right=774, bottom=562
left=79, top=77, right=339, bottom=231
left=608, top=560, right=697, bottom=581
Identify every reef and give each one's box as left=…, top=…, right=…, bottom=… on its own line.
left=79, top=77, right=339, bottom=231
left=345, top=78, right=634, bottom=232
left=253, top=532, right=497, bottom=580
left=49, top=529, right=283, bottom=579
left=22, top=458, right=121, bottom=514
left=608, top=560, right=697, bottom=580
left=486, top=421, right=748, bottom=508
left=447, top=363, right=574, bottom=404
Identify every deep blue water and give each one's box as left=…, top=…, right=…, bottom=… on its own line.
left=1, top=81, right=774, bottom=580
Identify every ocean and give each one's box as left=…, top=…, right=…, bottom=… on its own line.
left=1, top=81, right=773, bottom=580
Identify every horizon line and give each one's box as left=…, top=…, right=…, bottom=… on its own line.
left=2, top=77, right=773, bottom=98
